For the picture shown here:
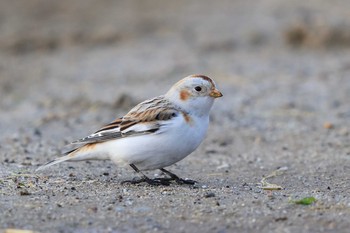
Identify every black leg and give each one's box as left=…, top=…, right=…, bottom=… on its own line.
left=160, top=168, right=197, bottom=185
left=121, top=164, right=171, bottom=186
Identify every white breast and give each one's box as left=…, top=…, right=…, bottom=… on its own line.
left=102, top=113, right=209, bottom=170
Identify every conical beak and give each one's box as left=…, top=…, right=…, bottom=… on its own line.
left=209, top=89, right=223, bottom=98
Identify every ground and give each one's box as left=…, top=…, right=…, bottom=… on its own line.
left=1, top=0, right=350, bottom=233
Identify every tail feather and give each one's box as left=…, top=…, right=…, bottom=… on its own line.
left=36, top=148, right=80, bottom=172
left=36, top=143, right=107, bottom=172
left=35, top=154, right=74, bottom=172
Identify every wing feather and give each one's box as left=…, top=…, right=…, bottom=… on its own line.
left=69, top=96, right=181, bottom=145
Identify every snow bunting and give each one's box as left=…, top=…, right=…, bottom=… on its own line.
left=37, top=74, right=222, bottom=185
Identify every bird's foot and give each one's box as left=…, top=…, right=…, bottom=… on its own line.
left=124, top=165, right=197, bottom=186
left=121, top=177, right=171, bottom=186
left=159, top=168, right=197, bottom=185
left=121, top=177, right=196, bottom=186
left=174, top=178, right=197, bottom=185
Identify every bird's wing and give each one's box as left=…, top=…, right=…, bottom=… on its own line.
left=70, top=96, right=179, bottom=145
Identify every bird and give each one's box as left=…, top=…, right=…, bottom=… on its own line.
left=36, top=74, right=223, bottom=185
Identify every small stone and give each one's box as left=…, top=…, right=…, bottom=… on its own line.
left=205, top=192, right=216, bottom=198
left=20, top=189, right=31, bottom=196
left=34, top=128, right=42, bottom=137
left=323, top=122, right=334, bottom=129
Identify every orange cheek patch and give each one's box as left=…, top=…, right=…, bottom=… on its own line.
left=180, top=90, right=190, bottom=101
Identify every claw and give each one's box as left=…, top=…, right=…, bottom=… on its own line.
left=175, top=178, right=197, bottom=185
left=125, top=164, right=197, bottom=186
left=121, top=177, right=171, bottom=186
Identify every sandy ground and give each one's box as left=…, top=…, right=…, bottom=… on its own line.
left=1, top=0, right=350, bottom=232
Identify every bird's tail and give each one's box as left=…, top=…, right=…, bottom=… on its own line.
left=36, top=143, right=108, bottom=172
left=35, top=148, right=79, bottom=172
left=36, top=155, right=72, bottom=171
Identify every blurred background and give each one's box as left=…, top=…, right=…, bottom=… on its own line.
left=2, top=0, right=350, bottom=143
left=1, top=0, right=350, bottom=132
left=1, top=1, right=350, bottom=232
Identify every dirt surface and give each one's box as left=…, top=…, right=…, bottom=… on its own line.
left=1, top=0, right=350, bottom=232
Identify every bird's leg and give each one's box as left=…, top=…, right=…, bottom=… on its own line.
left=121, top=164, right=170, bottom=186
left=159, top=168, right=197, bottom=185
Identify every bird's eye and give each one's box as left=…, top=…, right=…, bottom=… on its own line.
left=194, top=86, right=202, bottom=92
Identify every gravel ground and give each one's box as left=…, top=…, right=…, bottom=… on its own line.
left=1, top=1, right=350, bottom=232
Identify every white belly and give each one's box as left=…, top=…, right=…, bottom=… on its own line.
left=102, top=114, right=209, bottom=170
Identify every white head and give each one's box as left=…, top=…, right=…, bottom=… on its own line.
left=165, top=74, right=223, bottom=116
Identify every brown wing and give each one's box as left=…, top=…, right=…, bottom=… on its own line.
left=70, top=96, right=180, bottom=145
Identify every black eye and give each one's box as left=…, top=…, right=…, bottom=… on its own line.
left=194, top=86, right=202, bottom=92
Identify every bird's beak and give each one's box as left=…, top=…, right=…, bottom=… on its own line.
left=209, top=89, right=223, bottom=98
